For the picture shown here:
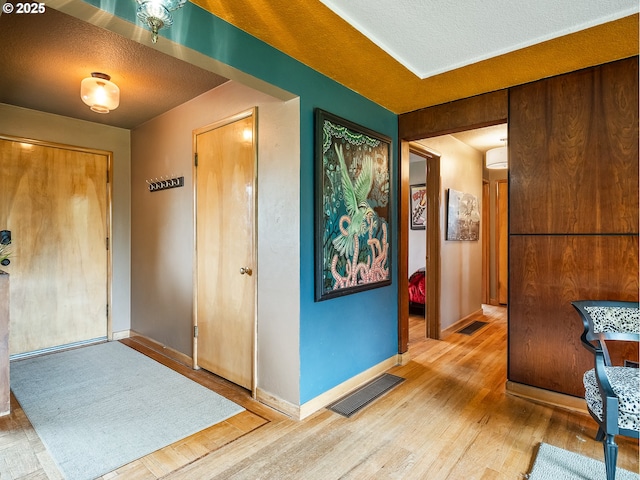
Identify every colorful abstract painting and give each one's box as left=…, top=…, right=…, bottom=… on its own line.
left=315, top=109, right=392, bottom=301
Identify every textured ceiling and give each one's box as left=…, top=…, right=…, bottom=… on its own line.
left=0, top=7, right=228, bottom=129
left=0, top=1, right=637, bottom=133
left=192, top=0, right=639, bottom=113
left=319, top=0, right=639, bottom=79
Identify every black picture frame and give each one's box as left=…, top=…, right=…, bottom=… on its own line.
left=314, top=109, right=392, bottom=301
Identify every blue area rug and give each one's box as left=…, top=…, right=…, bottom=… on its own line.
left=11, top=341, right=244, bottom=480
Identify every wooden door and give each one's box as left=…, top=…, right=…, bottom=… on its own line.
left=195, top=110, right=256, bottom=391
left=0, top=137, right=109, bottom=355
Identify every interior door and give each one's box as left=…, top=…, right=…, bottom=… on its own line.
left=0, top=137, right=109, bottom=355
left=195, top=109, right=256, bottom=391
left=497, top=179, right=508, bottom=304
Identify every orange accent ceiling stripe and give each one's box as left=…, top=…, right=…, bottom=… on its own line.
left=191, top=1, right=639, bottom=114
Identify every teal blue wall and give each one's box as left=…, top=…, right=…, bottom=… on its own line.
left=85, top=0, right=399, bottom=405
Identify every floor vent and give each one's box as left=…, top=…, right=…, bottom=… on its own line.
left=457, top=321, right=488, bottom=335
left=327, top=373, right=404, bottom=418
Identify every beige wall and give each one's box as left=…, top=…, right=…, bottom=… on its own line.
left=0, top=103, right=132, bottom=334
left=419, top=135, right=484, bottom=331
left=130, top=82, right=301, bottom=406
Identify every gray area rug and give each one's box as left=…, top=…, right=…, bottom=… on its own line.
left=10, top=341, right=244, bottom=480
left=527, top=443, right=639, bottom=480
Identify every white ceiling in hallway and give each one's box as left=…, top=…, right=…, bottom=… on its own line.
left=319, top=0, right=639, bottom=79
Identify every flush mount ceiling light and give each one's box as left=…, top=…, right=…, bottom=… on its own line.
left=135, top=0, right=188, bottom=44
left=486, top=138, right=508, bottom=169
left=80, top=73, right=120, bottom=114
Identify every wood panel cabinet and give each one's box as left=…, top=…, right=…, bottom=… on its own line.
left=510, top=58, right=638, bottom=235
left=508, top=57, right=639, bottom=397
left=509, top=235, right=639, bottom=396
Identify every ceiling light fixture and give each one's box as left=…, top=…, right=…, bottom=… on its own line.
left=135, top=0, right=188, bottom=44
left=80, top=73, right=120, bottom=114
left=486, top=138, right=508, bottom=169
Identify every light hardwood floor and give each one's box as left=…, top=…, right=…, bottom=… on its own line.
left=1, top=305, right=638, bottom=479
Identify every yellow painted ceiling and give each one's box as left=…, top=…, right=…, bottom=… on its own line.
left=192, top=0, right=638, bottom=114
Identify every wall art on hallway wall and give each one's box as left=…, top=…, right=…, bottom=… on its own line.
left=446, top=188, right=480, bottom=241
left=314, top=109, right=392, bottom=301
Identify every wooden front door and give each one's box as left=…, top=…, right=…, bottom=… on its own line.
left=194, top=109, right=256, bottom=391
left=0, top=137, right=109, bottom=355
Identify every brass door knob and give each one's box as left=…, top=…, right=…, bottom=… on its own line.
left=240, top=267, right=252, bottom=275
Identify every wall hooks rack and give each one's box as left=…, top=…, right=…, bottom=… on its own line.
left=147, top=175, right=184, bottom=192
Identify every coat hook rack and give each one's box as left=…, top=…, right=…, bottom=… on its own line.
left=146, top=175, right=184, bottom=192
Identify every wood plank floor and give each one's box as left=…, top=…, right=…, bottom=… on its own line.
left=1, top=305, right=638, bottom=479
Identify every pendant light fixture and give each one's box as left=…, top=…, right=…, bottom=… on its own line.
left=135, top=0, right=188, bottom=44
left=486, top=138, right=508, bottom=169
left=80, top=73, right=120, bottom=114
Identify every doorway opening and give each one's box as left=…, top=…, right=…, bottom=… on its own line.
left=398, top=124, right=508, bottom=350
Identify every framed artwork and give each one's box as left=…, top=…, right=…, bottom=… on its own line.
left=446, top=188, right=480, bottom=241
left=410, top=184, right=426, bottom=230
left=315, top=109, right=392, bottom=301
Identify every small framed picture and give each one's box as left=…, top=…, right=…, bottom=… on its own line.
left=410, top=184, right=426, bottom=230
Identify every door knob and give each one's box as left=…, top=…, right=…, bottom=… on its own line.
left=240, top=267, right=252, bottom=275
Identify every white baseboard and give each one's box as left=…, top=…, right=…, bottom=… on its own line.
left=112, top=329, right=131, bottom=340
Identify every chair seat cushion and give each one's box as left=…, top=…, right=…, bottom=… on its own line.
left=584, top=366, right=640, bottom=431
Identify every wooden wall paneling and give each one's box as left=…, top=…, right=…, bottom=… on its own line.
left=509, top=58, right=639, bottom=235
left=508, top=57, right=639, bottom=397
left=399, top=90, right=508, bottom=141
left=509, top=235, right=639, bottom=397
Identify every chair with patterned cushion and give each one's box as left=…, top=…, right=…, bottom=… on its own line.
left=572, top=300, right=639, bottom=480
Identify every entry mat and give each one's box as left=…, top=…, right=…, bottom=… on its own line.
left=457, top=320, right=488, bottom=335
left=328, top=373, right=405, bottom=418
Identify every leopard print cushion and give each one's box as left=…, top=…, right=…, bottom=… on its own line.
left=584, top=366, right=640, bottom=432
left=584, top=306, right=640, bottom=334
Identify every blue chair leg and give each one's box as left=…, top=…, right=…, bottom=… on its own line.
left=595, top=426, right=605, bottom=442
left=603, top=434, right=618, bottom=480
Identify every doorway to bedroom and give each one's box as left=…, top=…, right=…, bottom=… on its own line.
left=407, top=144, right=440, bottom=340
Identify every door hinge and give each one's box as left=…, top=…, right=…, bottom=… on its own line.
left=106, top=237, right=109, bottom=250
left=194, top=153, right=198, bottom=167
left=194, top=325, right=198, bottom=338
left=106, top=304, right=109, bottom=317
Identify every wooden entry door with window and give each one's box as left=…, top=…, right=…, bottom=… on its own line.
left=194, top=109, right=256, bottom=392
left=0, top=136, right=110, bottom=356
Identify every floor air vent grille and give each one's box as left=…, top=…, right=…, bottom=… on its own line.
left=327, top=373, right=405, bottom=418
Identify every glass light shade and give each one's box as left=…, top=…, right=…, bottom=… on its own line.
left=486, top=146, right=508, bottom=169
left=81, top=75, right=120, bottom=114
left=136, top=0, right=188, bottom=43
